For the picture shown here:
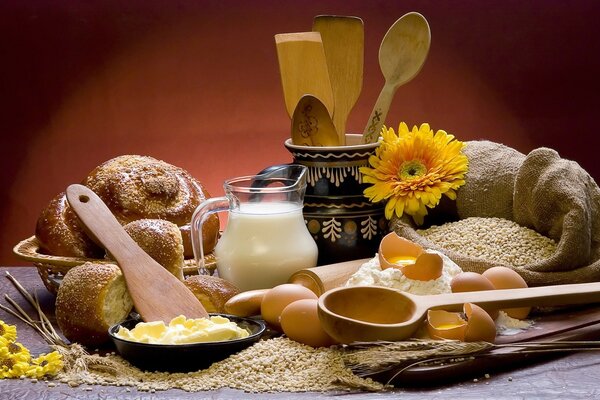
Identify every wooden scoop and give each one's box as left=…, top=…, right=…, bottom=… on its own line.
left=275, top=32, right=335, bottom=119
left=318, top=282, right=600, bottom=343
left=362, top=12, right=431, bottom=143
left=66, top=184, right=208, bottom=322
left=313, top=15, right=364, bottom=146
left=291, top=94, right=339, bottom=146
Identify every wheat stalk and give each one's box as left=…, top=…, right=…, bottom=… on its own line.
left=340, top=338, right=600, bottom=382
left=2, top=271, right=67, bottom=347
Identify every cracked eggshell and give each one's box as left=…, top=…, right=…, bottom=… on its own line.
left=426, top=303, right=497, bottom=343
left=426, top=309, right=468, bottom=340
left=378, top=232, right=442, bottom=280
left=464, top=303, right=497, bottom=343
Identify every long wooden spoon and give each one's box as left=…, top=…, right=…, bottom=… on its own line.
left=66, top=184, right=208, bottom=322
left=291, top=94, right=339, bottom=146
left=318, top=282, right=600, bottom=344
left=313, top=15, right=364, bottom=146
left=362, top=12, right=431, bottom=144
left=275, top=32, right=335, bottom=119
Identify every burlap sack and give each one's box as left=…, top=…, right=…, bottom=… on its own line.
left=393, top=140, right=600, bottom=286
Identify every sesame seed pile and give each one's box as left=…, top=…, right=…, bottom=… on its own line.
left=56, top=338, right=385, bottom=393
left=417, top=217, right=557, bottom=266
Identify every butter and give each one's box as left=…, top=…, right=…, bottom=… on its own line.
left=115, top=315, right=250, bottom=345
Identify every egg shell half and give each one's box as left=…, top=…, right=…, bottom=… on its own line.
left=464, top=303, right=497, bottom=343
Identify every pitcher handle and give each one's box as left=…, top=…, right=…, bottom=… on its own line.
left=191, top=197, right=229, bottom=275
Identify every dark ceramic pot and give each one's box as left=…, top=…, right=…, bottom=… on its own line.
left=284, top=134, right=388, bottom=265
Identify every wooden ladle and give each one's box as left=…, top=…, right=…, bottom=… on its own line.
left=66, top=184, right=209, bottom=323
left=362, top=12, right=431, bottom=144
left=318, top=283, right=600, bottom=344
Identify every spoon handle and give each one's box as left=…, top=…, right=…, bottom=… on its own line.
left=362, top=83, right=394, bottom=144
left=422, top=281, right=600, bottom=312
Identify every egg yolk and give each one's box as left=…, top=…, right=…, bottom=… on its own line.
left=387, top=255, right=417, bottom=266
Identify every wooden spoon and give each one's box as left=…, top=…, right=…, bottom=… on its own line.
left=275, top=32, right=335, bottom=119
left=66, top=184, right=209, bottom=322
left=362, top=12, right=431, bottom=144
left=291, top=94, right=339, bottom=146
left=313, top=15, right=364, bottom=146
left=318, top=282, right=600, bottom=343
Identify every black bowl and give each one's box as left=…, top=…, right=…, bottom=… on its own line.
left=108, top=314, right=266, bottom=372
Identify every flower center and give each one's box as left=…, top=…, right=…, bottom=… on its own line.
left=0, top=325, right=4, bottom=335
left=40, top=360, right=48, bottom=367
left=8, top=342, right=20, bottom=354
left=399, top=160, right=427, bottom=180
left=1, top=358, right=14, bottom=369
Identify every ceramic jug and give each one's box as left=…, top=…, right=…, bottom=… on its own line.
left=191, top=165, right=318, bottom=291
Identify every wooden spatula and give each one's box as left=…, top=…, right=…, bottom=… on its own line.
left=66, top=184, right=209, bottom=322
left=313, top=15, right=364, bottom=146
left=275, top=32, right=335, bottom=119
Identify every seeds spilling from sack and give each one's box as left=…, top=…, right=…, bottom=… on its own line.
left=417, top=217, right=557, bottom=266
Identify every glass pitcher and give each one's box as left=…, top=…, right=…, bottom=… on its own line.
left=191, top=165, right=318, bottom=291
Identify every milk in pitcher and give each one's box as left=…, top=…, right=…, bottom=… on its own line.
left=214, top=202, right=318, bottom=291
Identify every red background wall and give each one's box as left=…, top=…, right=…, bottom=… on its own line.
left=2, top=0, right=600, bottom=265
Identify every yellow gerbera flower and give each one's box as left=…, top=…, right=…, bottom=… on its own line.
left=27, top=351, right=63, bottom=378
left=360, top=122, right=469, bottom=225
left=0, top=321, right=17, bottom=342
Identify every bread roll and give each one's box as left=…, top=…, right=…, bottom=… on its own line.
left=183, top=275, right=240, bottom=313
left=119, top=219, right=184, bottom=280
left=35, top=192, right=104, bottom=258
left=83, top=155, right=219, bottom=256
left=35, top=155, right=219, bottom=258
left=56, top=263, right=133, bottom=346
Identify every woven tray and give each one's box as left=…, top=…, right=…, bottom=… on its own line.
left=13, top=236, right=217, bottom=295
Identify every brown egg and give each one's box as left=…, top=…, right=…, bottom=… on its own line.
left=450, top=272, right=499, bottom=319
left=261, top=284, right=318, bottom=330
left=482, top=266, right=531, bottom=319
left=464, top=303, right=497, bottom=343
left=280, top=299, right=335, bottom=348
left=378, top=232, right=442, bottom=280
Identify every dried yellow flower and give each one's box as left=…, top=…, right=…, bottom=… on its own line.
left=0, top=321, right=17, bottom=343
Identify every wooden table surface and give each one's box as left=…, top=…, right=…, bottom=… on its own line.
left=2, top=266, right=600, bottom=399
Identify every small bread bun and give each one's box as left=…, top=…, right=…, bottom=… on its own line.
left=183, top=275, right=240, bottom=313
left=35, top=192, right=104, bottom=258
left=120, top=219, right=184, bottom=281
left=56, top=263, right=133, bottom=346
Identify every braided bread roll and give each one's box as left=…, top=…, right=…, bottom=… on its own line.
left=35, top=155, right=219, bottom=259
left=35, top=192, right=104, bottom=258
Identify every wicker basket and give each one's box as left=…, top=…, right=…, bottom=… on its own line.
left=13, top=236, right=217, bottom=295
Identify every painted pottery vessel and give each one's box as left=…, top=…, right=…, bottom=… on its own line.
left=284, top=134, right=388, bottom=265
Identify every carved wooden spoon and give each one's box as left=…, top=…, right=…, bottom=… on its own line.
left=66, top=184, right=208, bottom=322
left=291, top=94, right=340, bottom=146
left=362, top=12, right=431, bottom=143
